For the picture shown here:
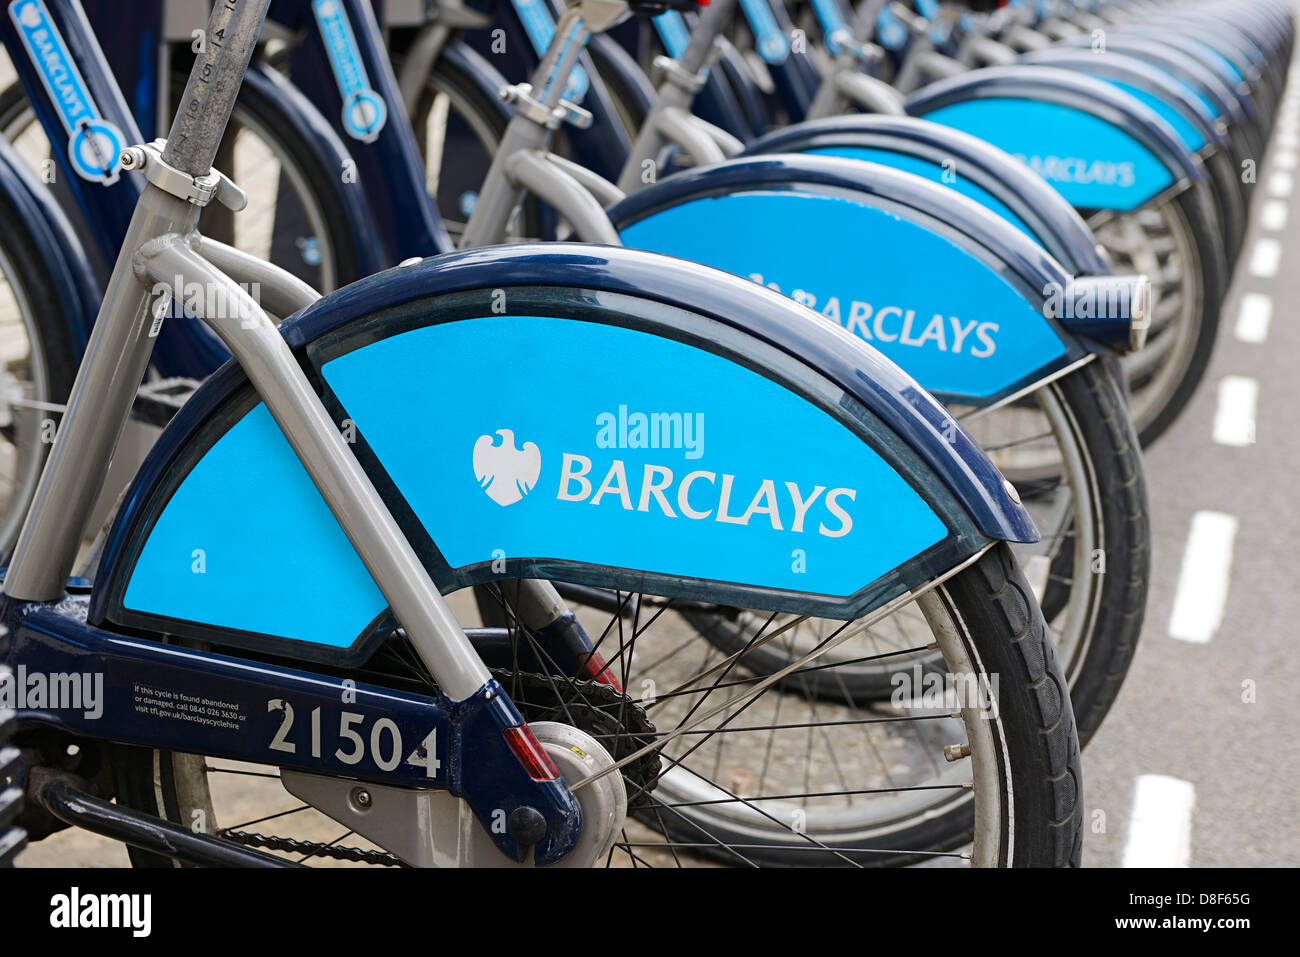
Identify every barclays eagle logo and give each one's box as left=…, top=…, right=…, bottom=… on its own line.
left=473, top=429, right=541, bottom=506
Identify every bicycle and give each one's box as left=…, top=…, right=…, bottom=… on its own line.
left=4, top=0, right=1083, bottom=867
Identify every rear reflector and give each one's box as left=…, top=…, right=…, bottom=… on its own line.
left=503, top=724, right=560, bottom=781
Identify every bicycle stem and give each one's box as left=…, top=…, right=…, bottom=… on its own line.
left=458, top=5, right=593, bottom=249
left=616, top=0, right=739, bottom=192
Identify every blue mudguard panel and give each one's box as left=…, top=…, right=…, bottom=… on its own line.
left=122, top=400, right=384, bottom=648
left=807, top=146, right=1034, bottom=236
left=1018, top=50, right=1226, bottom=157
left=611, top=156, right=1082, bottom=404
left=620, top=191, right=1066, bottom=398
left=326, top=316, right=947, bottom=591
left=907, top=67, right=1204, bottom=212
left=742, top=114, right=1110, bottom=274
left=94, top=245, right=1036, bottom=663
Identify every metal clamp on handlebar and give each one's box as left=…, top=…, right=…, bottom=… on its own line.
left=652, top=55, right=708, bottom=94
left=118, top=139, right=248, bottom=212
left=498, top=83, right=593, bottom=130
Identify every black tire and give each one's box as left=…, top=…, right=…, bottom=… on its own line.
left=655, top=544, right=1084, bottom=866
left=1038, top=362, right=1149, bottom=744
left=0, top=187, right=78, bottom=560
left=113, top=541, right=1084, bottom=868
left=1107, top=186, right=1226, bottom=446
left=686, top=362, right=1149, bottom=750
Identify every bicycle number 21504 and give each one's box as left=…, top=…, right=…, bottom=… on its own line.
left=265, top=699, right=440, bottom=779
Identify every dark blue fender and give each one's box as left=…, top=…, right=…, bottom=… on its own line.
left=0, top=136, right=99, bottom=353
left=905, top=66, right=1208, bottom=213
left=1126, top=30, right=1261, bottom=122
left=1014, top=47, right=1246, bottom=262
left=88, top=244, right=1035, bottom=665
left=1055, top=35, right=1251, bottom=133
left=607, top=154, right=1136, bottom=418
left=741, top=114, right=1111, bottom=275
left=1017, top=49, right=1228, bottom=158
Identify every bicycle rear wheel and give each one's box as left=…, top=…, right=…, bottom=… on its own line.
left=111, top=541, right=1081, bottom=868
left=0, top=186, right=77, bottom=559
left=683, top=361, right=1148, bottom=749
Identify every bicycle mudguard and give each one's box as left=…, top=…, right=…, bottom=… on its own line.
left=1016, top=49, right=1228, bottom=157
left=740, top=114, right=1111, bottom=276
left=1054, top=35, right=1250, bottom=130
left=88, top=244, right=1035, bottom=666
left=905, top=66, right=1207, bottom=213
left=0, top=136, right=99, bottom=352
left=609, top=154, right=1140, bottom=394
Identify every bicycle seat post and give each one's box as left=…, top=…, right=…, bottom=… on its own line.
left=162, top=0, right=271, bottom=179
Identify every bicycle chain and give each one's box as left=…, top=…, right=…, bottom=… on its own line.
left=220, top=828, right=405, bottom=866
left=221, top=670, right=660, bottom=866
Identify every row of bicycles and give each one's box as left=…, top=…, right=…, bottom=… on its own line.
left=0, top=0, right=1287, bottom=868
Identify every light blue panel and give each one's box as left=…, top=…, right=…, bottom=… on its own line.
left=920, top=98, right=1177, bottom=211
left=324, top=316, right=947, bottom=598
left=620, top=190, right=1066, bottom=399
left=124, top=404, right=388, bottom=646
left=739, top=0, right=790, bottom=64
left=808, top=0, right=848, bottom=53
left=1105, top=80, right=1206, bottom=152
left=1190, top=40, right=1244, bottom=84
left=653, top=11, right=690, bottom=59
left=510, top=0, right=589, bottom=101
left=806, top=145, right=1038, bottom=240
left=311, top=0, right=388, bottom=142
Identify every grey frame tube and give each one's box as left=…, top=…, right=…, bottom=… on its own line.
left=140, top=237, right=491, bottom=701
left=458, top=6, right=592, bottom=249
left=3, top=0, right=273, bottom=600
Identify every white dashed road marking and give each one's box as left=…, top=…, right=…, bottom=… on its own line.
left=1123, top=775, right=1196, bottom=868
left=1249, top=238, right=1283, bottom=277
left=1260, top=199, right=1288, bottom=231
left=1212, top=375, right=1258, bottom=447
left=1168, top=511, right=1239, bottom=644
left=1235, top=292, right=1273, bottom=343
